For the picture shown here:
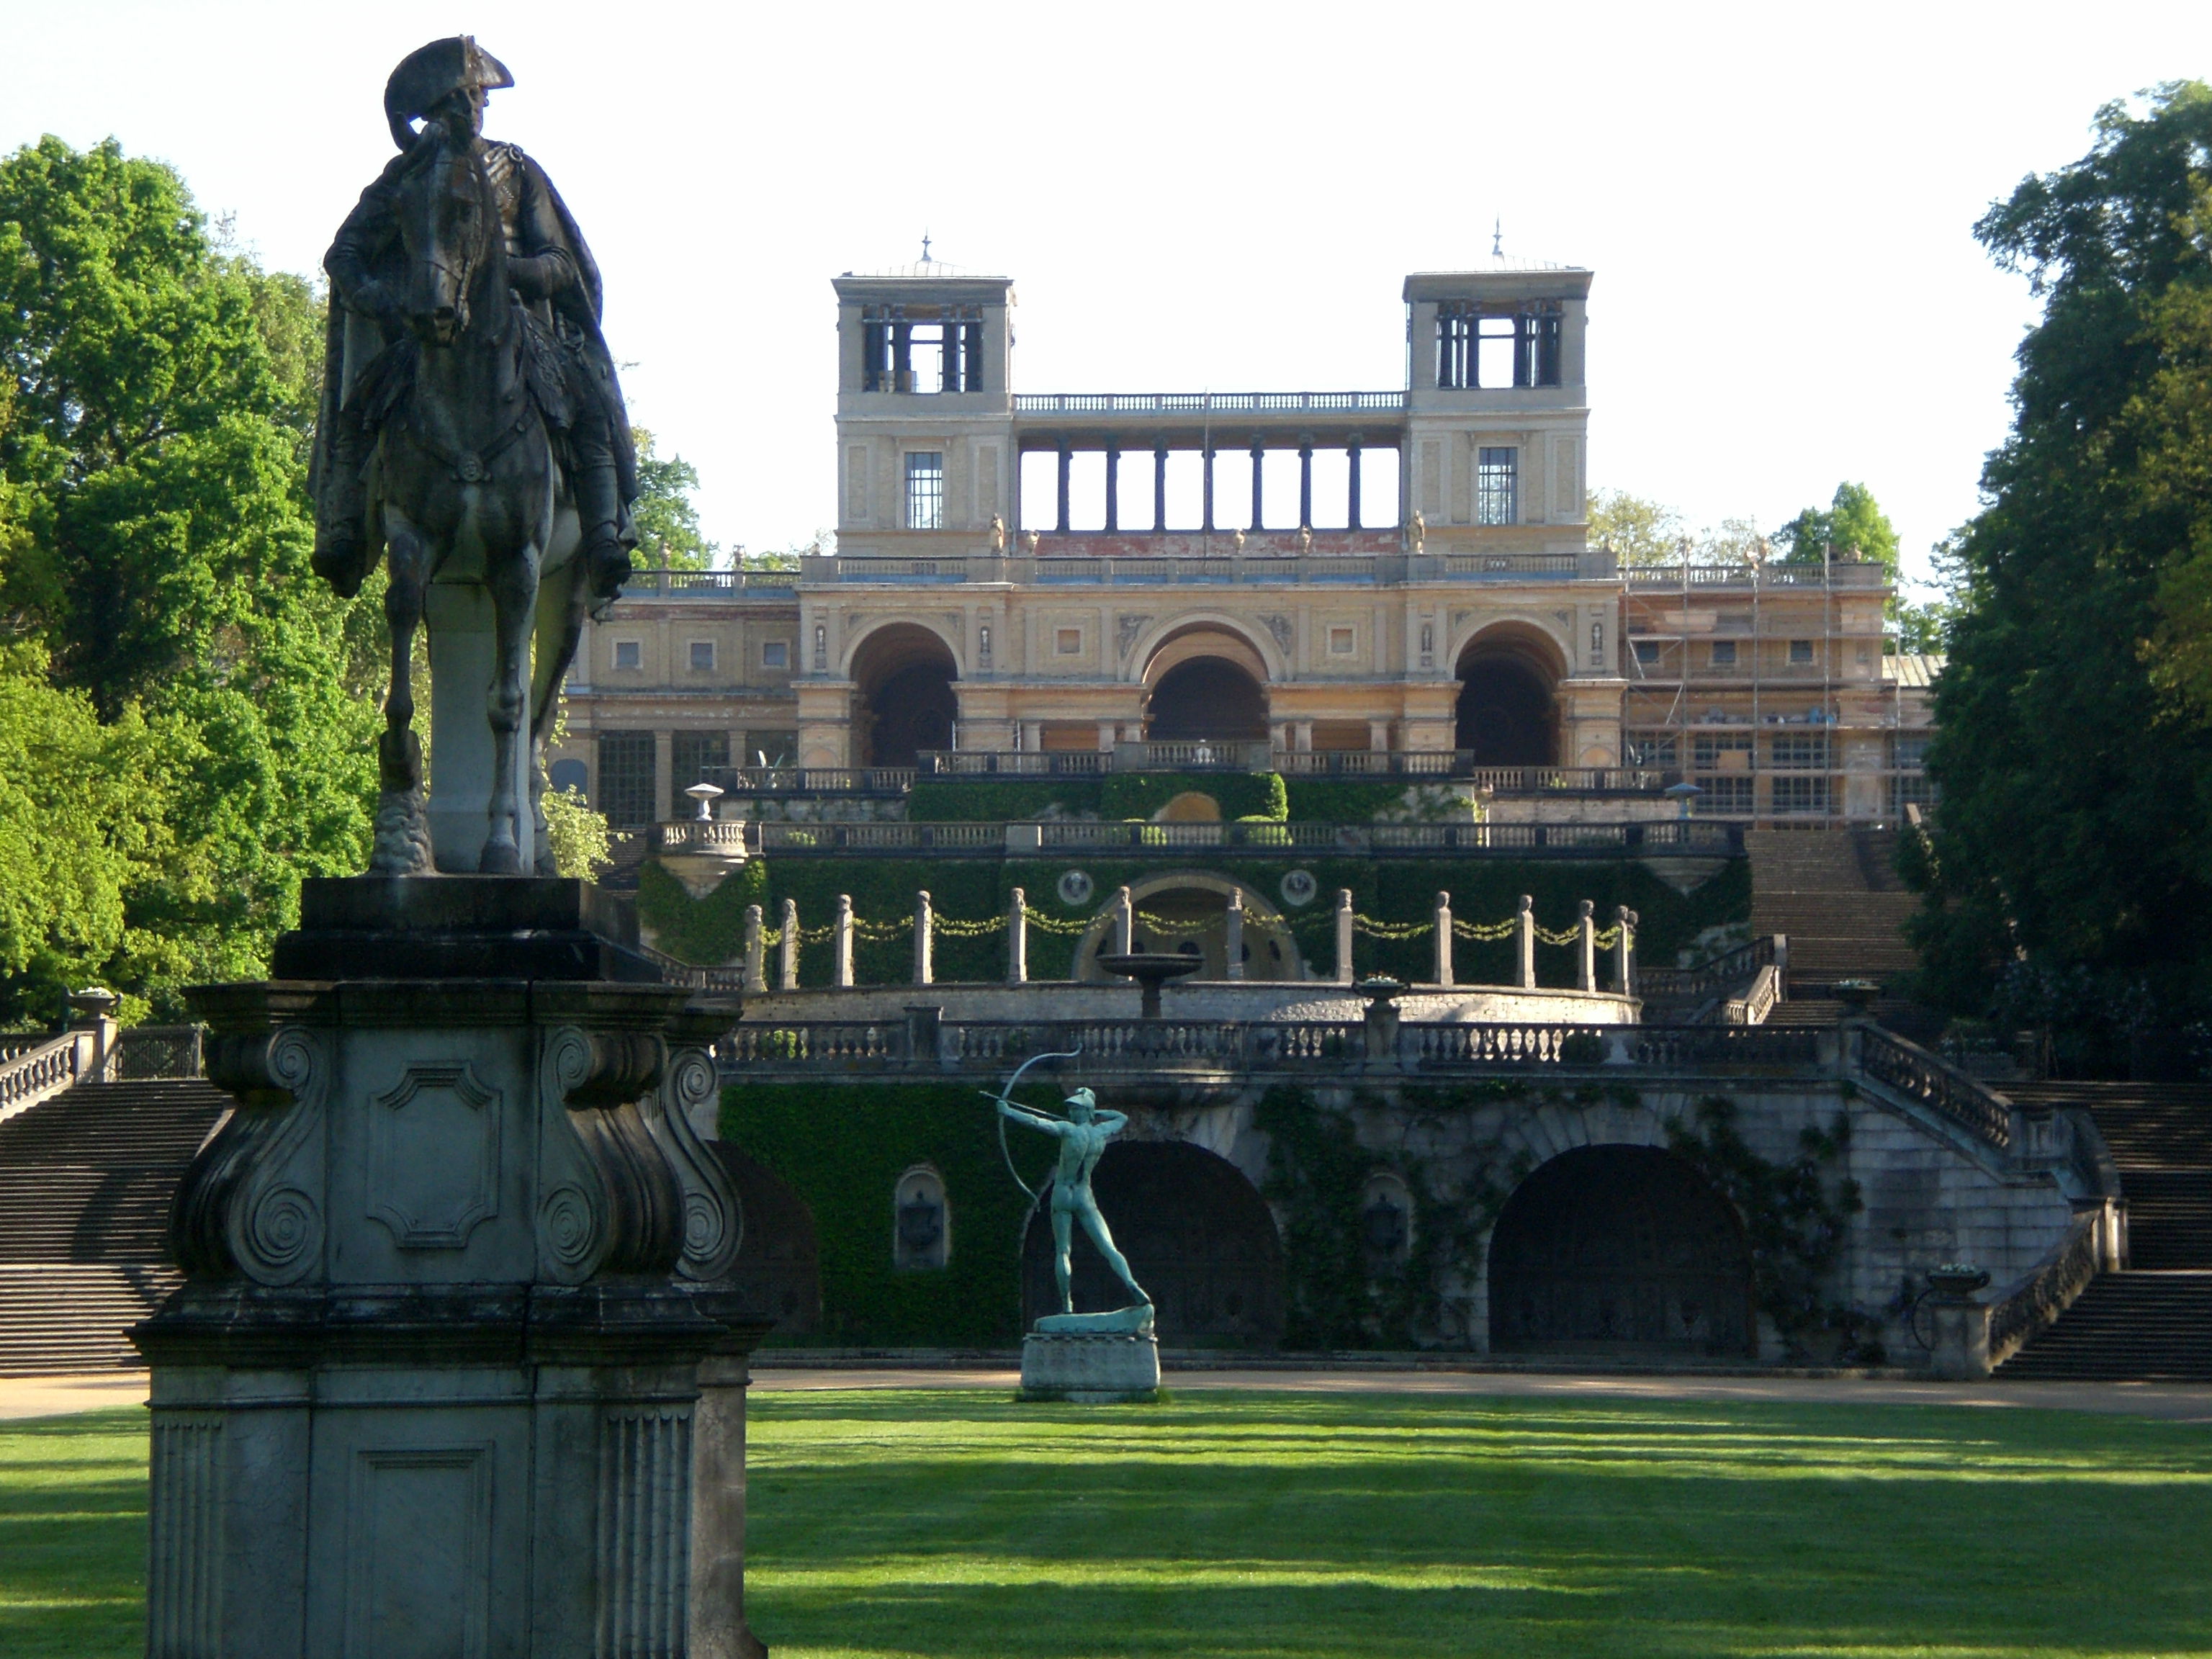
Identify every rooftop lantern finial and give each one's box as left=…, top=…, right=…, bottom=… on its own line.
left=1492, top=217, right=1504, bottom=260
left=920, top=232, right=932, bottom=265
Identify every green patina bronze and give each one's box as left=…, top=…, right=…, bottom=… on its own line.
left=995, top=1082, right=1153, bottom=1327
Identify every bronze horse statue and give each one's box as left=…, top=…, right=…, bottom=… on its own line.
left=343, top=124, right=595, bottom=876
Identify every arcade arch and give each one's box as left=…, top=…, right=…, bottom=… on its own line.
left=1072, top=873, right=1303, bottom=982
left=1022, top=1138, right=1285, bottom=1346
left=1140, top=624, right=1272, bottom=743
left=1487, top=1145, right=1753, bottom=1357
left=849, top=623, right=958, bottom=768
left=1454, top=626, right=1563, bottom=764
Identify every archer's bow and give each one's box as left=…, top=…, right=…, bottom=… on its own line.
left=984, top=1048, right=1081, bottom=1202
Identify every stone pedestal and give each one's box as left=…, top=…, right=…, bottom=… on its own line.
left=134, top=877, right=769, bottom=1659
left=1019, top=1331, right=1161, bottom=1402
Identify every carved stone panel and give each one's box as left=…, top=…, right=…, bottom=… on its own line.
left=342, top=1445, right=492, bottom=1659
left=367, top=1065, right=502, bottom=1250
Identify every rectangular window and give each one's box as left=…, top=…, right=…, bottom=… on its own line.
left=1891, top=773, right=1936, bottom=815
left=595, top=730, right=656, bottom=827
left=1055, top=627, right=1082, bottom=655
left=1770, top=734, right=1830, bottom=770
left=1328, top=626, right=1356, bottom=655
left=1893, top=735, right=1930, bottom=769
left=1633, top=640, right=1664, bottom=666
left=1709, top=639, right=1737, bottom=667
left=671, top=730, right=729, bottom=789
left=687, top=640, right=715, bottom=673
left=1700, top=775, right=1755, bottom=814
left=1626, top=734, right=1678, bottom=768
left=1771, top=775, right=1831, bottom=815
left=1475, top=448, right=1518, bottom=525
left=612, top=639, right=643, bottom=671
left=1789, top=639, right=1814, bottom=665
left=762, top=640, right=789, bottom=670
left=1694, top=732, right=1753, bottom=771
left=747, top=730, right=797, bottom=767
left=905, top=451, right=944, bottom=530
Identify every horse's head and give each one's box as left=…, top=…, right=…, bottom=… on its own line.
left=390, top=127, right=498, bottom=348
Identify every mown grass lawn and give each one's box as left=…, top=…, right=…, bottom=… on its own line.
left=6, top=1389, right=2209, bottom=1658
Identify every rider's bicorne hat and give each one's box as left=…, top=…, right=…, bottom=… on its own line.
left=384, top=36, right=514, bottom=150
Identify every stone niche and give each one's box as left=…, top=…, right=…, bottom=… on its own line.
left=134, top=876, right=770, bottom=1659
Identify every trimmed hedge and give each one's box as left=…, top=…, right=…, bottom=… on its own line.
left=720, top=1081, right=1032, bottom=1346
left=907, top=778, right=1102, bottom=823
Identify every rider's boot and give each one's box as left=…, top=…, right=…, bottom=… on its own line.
left=571, top=433, right=633, bottom=616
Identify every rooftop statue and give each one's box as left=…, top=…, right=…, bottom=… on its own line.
left=309, top=36, right=639, bottom=874
left=992, top=1058, right=1154, bottom=1331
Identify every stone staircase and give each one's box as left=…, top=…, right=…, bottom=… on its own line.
left=1748, top=827, right=1920, bottom=991
left=1997, top=1082, right=2212, bottom=1380
left=0, top=1078, right=227, bottom=1375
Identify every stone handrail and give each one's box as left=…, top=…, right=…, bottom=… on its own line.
left=117, top=1025, right=204, bottom=1080
left=715, top=1018, right=1835, bottom=1078
left=1987, top=1209, right=2106, bottom=1369
left=733, top=819, right=1744, bottom=858
left=1722, top=963, right=1782, bottom=1026
left=1853, top=1025, right=2013, bottom=1151
left=1012, top=390, right=1408, bottom=415
left=657, top=820, right=755, bottom=854
left=639, top=943, right=747, bottom=994
left=0, top=1032, right=86, bottom=1124
left=1638, top=936, right=1781, bottom=1002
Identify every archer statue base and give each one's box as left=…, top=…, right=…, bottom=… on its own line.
left=1019, top=1318, right=1161, bottom=1403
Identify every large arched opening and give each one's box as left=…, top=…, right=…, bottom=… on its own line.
left=1487, top=1145, right=1753, bottom=1357
left=1022, top=1139, right=1285, bottom=1347
left=1454, top=631, right=1560, bottom=763
left=850, top=624, right=958, bottom=767
left=1073, top=874, right=1304, bottom=983
left=1141, top=626, right=1271, bottom=742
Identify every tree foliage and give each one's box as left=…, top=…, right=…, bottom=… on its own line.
left=1773, top=482, right=1901, bottom=577
left=630, top=426, right=716, bottom=570
left=1906, top=84, right=2212, bottom=1051
left=0, top=137, right=379, bottom=1020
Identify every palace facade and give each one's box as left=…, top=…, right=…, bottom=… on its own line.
left=552, top=264, right=1934, bottom=828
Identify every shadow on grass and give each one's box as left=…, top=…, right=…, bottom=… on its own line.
left=0, top=1408, right=146, bottom=1659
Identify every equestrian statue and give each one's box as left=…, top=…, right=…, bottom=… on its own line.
left=310, top=35, right=639, bottom=874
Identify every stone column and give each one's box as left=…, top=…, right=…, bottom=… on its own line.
left=1516, top=894, right=1536, bottom=990
left=1298, top=441, right=1313, bottom=529
left=1154, top=445, right=1169, bottom=532
left=1334, top=889, right=1354, bottom=986
left=654, top=727, right=677, bottom=825
left=1433, top=892, right=1454, bottom=986
left=1112, top=887, right=1133, bottom=956
left=742, top=904, right=765, bottom=994
left=1224, top=889, right=1245, bottom=981
left=1104, top=441, right=1120, bottom=533
left=914, top=890, right=934, bottom=986
left=1577, top=900, right=1596, bottom=992
left=833, top=894, right=855, bottom=989
left=777, top=898, right=799, bottom=992
left=1615, top=906, right=1637, bottom=994
left=1056, top=441, right=1072, bottom=534
left=1250, top=439, right=1266, bottom=531
left=1202, top=444, right=1216, bottom=532
left=1007, top=887, right=1028, bottom=986
left=1347, top=437, right=1363, bottom=530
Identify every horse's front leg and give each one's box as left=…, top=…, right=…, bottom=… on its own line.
left=370, top=517, right=436, bottom=876
left=480, top=539, right=541, bottom=873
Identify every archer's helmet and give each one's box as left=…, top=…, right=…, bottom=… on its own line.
left=1064, top=1087, right=1097, bottom=1115
left=385, top=36, right=515, bottom=150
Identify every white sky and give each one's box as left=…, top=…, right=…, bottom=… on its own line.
left=6, top=1, right=2208, bottom=588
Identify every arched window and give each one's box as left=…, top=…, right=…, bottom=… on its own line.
left=893, top=1166, right=950, bottom=1271
left=1360, top=1172, right=1414, bottom=1268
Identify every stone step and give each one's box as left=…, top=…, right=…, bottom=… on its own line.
left=0, top=1264, right=176, bottom=1375
left=1997, top=1272, right=2212, bottom=1382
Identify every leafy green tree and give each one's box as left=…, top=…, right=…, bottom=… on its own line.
left=0, top=137, right=379, bottom=1013
left=1774, top=482, right=1901, bottom=577
left=1588, top=489, right=1687, bottom=565
left=1905, top=84, right=2212, bottom=1053
left=630, top=426, right=716, bottom=570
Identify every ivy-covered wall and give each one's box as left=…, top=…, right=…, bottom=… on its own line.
left=642, top=850, right=1748, bottom=984
left=721, top=1081, right=1030, bottom=1346
left=905, top=772, right=1290, bottom=825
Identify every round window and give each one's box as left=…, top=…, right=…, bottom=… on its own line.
left=1280, top=870, right=1318, bottom=907
left=1057, top=869, right=1095, bottom=906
